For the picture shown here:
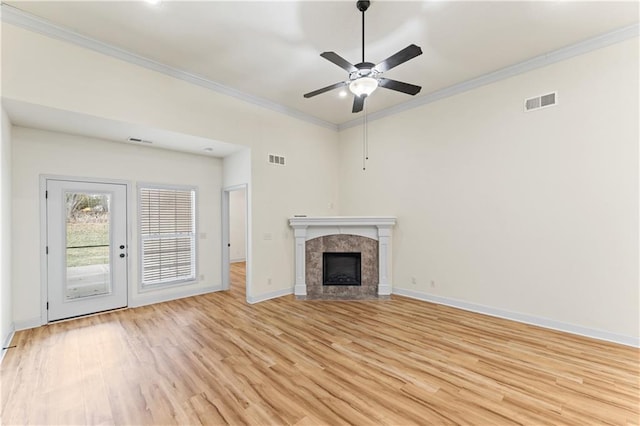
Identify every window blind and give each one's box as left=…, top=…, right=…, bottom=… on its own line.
left=139, top=187, right=196, bottom=286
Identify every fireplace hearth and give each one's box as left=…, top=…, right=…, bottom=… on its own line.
left=323, top=252, right=361, bottom=286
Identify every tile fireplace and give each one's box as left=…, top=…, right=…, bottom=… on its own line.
left=289, top=216, right=396, bottom=300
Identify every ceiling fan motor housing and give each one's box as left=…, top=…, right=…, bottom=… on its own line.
left=350, top=62, right=378, bottom=81
left=356, top=1, right=370, bottom=12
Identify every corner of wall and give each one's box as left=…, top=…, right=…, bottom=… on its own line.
left=0, top=106, right=14, bottom=359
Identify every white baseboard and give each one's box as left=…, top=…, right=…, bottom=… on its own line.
left=247, top=287, right=293, bottom=304
left=393, top=288, right=639, bottom=348
left=378, top=284, right=392, bottom=296
left=1, top=323, right=16, bottom=364
left=230, top=258, right=246, bottom=263
left=130, top=285, right=222, bottom=308
left=8, top=286, right=222, bottom=336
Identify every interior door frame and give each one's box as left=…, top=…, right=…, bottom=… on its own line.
left=221, top=184, right=250, bottom=299
left=39, top=175, right=132, bottom=325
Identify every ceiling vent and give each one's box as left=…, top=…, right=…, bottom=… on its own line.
left=268, top=153, right=286, bottom=166
left=524, top=92, right=557, bottom=112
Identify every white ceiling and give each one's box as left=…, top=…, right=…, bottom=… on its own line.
left=2, top=1, right=639, bottom=154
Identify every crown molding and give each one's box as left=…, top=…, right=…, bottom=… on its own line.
left=338, top=23, right=639, bottom=131
left=0, top=4, right=339, bottom=132
left=2, top=4, right=637, bottom=133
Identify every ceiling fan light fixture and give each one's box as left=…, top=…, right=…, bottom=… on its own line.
left=349, top=77, right=378, bottom=97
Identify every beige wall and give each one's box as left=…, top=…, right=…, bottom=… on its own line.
left=2, top=23, right=340, bottom=312
left=2, top=20, right=637, bottom=344
left=11, top=127, right=224, bottom=325
left=338, top=38, right=639, bottom=342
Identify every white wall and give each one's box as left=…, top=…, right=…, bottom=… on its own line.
left=223, top=148, right=251, bottom=189
left=229, top=188, right=247, bottom=262
left=2, top=23, right=339, bottom=310
left=0, top=107, right=13, bottom=352
left=338, top=38, right=639, bottom=344
left=11, top=127, right=223, bottom=327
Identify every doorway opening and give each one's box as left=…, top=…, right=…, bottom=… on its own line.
left=222, top=184, right=248, bottom=299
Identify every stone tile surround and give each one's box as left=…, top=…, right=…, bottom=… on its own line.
left=306, top=234, right=378, bottom=300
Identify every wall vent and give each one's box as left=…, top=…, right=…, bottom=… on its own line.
left=524, top=91, right=557, bottom=112
left=268, top=153, right=286, bottom=166
left=128, top=137, right=153, bottom=144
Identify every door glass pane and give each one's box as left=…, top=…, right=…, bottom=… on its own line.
left=65, top=192, right=111, bottom=300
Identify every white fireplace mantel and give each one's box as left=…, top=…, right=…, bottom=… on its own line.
left=288, top=216, right=396, bottom=297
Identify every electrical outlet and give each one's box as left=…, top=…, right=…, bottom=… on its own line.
left=430, top=280, right=436, bottom=288
left=199, top=274, right=205, bottom=281
left=411, top=276, right=417, bottom=285
left=267, top=278, right=272, bottom=286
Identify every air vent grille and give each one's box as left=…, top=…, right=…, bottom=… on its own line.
left=128, top=137, right=153, bottom=144
left=268, top=153, right=286, bottom=166
left=524, top=91, right=557, bottom=112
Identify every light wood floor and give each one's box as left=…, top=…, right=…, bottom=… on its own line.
left=1, top=263, right=638, bottom=425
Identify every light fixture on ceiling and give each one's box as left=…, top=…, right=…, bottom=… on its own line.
left=349, top=76, right=378, bottom=97
left=304, top=0, right=422, bottom=113
left=144, top=0, right=162, bottom=5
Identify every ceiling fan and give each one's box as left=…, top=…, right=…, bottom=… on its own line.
left=304, top=0, right=423, bottom=113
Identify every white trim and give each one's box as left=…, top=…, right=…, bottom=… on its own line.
left=230, top=258, right=246, bottom=263
left=0, top=4, right=337, bottom=132
left=247, top=287, right=292, bottom=304
left=393, top=288, right=640, bottom=348
left=11, top=286, right=220, bottom=332
left=40, top=174, right=132, bottom=326
left=289, top=216, right=396, bottom=297
left=1, top=324, right=15, bottom=363
left=338, top=23, right=640, bottom=130
left=221, top=184, right=249, bottom=295
left=129, top=285, right=220, bottom=308
left=289, top=216, right=397, bottom=228
left=39, top=176, right=48, bottom=326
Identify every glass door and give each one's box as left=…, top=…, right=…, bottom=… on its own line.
left=46, top=180, right=128, bottom=321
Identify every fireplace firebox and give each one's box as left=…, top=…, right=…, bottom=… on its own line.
left=323, top=252, right=361, bottom=286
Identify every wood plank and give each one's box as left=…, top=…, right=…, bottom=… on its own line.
left=1, top=262, right=638, bottom=425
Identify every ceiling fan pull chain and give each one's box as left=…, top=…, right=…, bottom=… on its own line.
left=362, top=104, right=369, bottom=171
left=362, top=117, right=366, bottom=171
left=365, top=104, right=369, bottom=160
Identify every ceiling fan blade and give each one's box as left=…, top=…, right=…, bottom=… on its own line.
left=320, top=52, right=358, bottom=73
left=378, top=78, right=421, bottom=96
left=374, top=44, right=423, bottom=73
left=303, top=81, right=347, bottom=98
left=352, top=95, right=365, bottom=113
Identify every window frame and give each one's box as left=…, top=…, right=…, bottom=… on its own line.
left=137, top=183, right=198, bottom=290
